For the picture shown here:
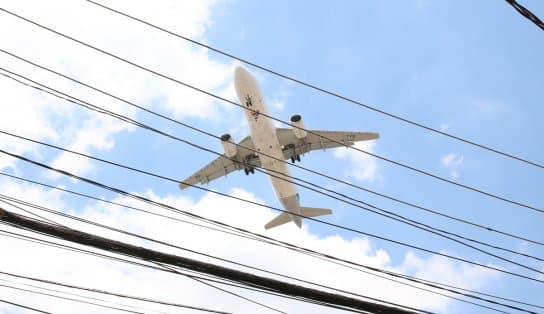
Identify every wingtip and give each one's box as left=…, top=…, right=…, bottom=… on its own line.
left=178, top=182, right=191, bottom=190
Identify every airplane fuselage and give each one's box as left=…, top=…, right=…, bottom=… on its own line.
left=234, top=67, right=302, bottom=226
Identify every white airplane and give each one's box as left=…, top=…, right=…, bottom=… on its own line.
left=180, top=66, right=379, bottom=229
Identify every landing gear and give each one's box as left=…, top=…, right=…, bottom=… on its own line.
left=243, top=153, right=256, bottom=175
left=290, top=155, right=301, bottom=163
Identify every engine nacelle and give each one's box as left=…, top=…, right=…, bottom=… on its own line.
left=290, top=114, right=308, bottom=139
left=220, top=133, right=238, bottom=158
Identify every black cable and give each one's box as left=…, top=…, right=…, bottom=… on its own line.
left=3, top=117, right=544, bottom=270
left=154, top=263, right=287, bottom=314
left=0, top=271, right=230, bottom=314
left=2, top=173, right=537, bottom=313
left=0, top=214, right=425, bottom=314
left=0, top=279, right=170, bottom=314
left=0, top=228, right=294, bottom=314
left=0, top=79, right=542, bottom=275
left=1, top=70, right=543, bottom=277
left=0, top=174, right=540, bottom=309
left=505, top=0, right=544, bottom=31
left=2, top=49, right=541, bottom=249
left=0, top=9, right=540, bottom=213
left=2, top=173, right=540, bottom=313
left=0, top=297, right=52, bottom=314
left=3, top=151, right=544, bottom=294
left=0, top=194, right=429, bottom=314
left=0, top=283, right=148, bottom=314
left=85, top=0, right=544, bottom=169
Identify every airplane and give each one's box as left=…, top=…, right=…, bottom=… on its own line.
left=179, top=66, right=379, bottom=229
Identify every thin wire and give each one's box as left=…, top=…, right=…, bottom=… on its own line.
left=0, top=79, right=542, bottom=274
left=0, top=229, right=304, bottom=314
left=0, top=271, right=230, bottom=314
left=0, top=194, right=429, bottom=314
left=153, top=263, right=287, bottom=314
left=0, top=283, right=147, bottom=314
left=3, top=150, right=544, bottom=291
left=0, top=297, right=52, bottom=314
left=85, top=0, right=544, bottom=168
left=0, top=217, right=425, bottom=314
left=0, top=9, right=540, bottom=213
left=2, top=49, right=541, bottom=249
left=0, top=279, right=170, bottom=314
left=505, top=0, right=544, bottom=31
left=0, top=197, right=61, bottom=226
left=1, top=173, right=537, bottom=312
left=1, top=173, right=539, bottom=312
left=1, top=70, right=543, bottom=276
left=3, top=120, right=544, bottom=268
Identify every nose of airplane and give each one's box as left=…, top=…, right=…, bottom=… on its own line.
left=234, top=65, right=251, bottom=83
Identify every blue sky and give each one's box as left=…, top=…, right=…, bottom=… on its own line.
left=0, top=1, right=542, bottom=313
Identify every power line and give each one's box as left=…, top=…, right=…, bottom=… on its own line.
left=85, top=0, right=544, bottom=169
left=0, top=194, right=430, bottom=314
left=1, top=62, right=540, bottom=308
left=0, top=9, right=540, bottom=214
left=0, top=226, right=414, bottom=314
left=3, top=115, right=544, bottom=270
left=2, top=49, right=542, bottom=249
left=0, top=270, right=230, bottom=314
left=0, top=207, right=424, bottom=314
left=6, top=126, right=544, bottom=282
left=3, top=149, right=544, bottom=289
left=0, top=229, right=296, bottom=314
left=0, top=297, right=52, bottom=314
left=2, top=173, right=538, bottom=313
left=1, top=67, right=543, bottom=276
left=505, top=0, right=544, bottom=31
left=0, top=227, right=285, bottom=314
left=0, top=282, right=150, bottom=314
left=0, top=229, right=435, bottom=314
left=0, top=65, right=542, bottom=274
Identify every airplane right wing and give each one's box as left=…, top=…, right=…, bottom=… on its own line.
left=276, top=128, right=379, bottom=158
left=179, top=136, right=261, bottom=190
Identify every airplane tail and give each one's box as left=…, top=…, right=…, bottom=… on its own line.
left=264, top=207, right=332, bottom=230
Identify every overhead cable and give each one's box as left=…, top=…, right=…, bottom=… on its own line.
left=3, top=126, right=544, bottom=276
left=0, top=207, right=425, bottom=314
left=0, top=9, right=540, bottom=212
left=0, top=298, right=52, bottom=314
left=2, top=49, right=541, bottom=247
left=2, top=173, right=537, bottom=313
left=505, top=0, right=544, bottom=31
left=85, top=0, right=544, bottom=168
left=0, top=68, right=542, bottom=274
left=0, top=270, right=231, bottom=314
left=2, top=150, right=544, bottom=286
left=0, top=194, right=430, bottom=314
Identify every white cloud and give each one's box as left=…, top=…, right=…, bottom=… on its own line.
left=334, top=141, right=380, bottom=182
left=0, top=0, right=234, bottom=176
left=441, top=153, right=463, bottom=180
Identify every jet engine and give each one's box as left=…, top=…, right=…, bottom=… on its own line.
left=290, top=114, right=308, bottom=139
left=220, top=133, right=237, bottom=158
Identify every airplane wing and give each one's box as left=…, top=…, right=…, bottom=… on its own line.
left=276, top=128, right=379, bottom=159
left=179, top=136, right=261, bottom=190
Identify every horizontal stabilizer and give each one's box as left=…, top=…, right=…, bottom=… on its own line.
left=300, top=207, right=332, bottom=218
left=264, top=207, right=332, bottom=230
left=265, top=212, right=292, bottom=229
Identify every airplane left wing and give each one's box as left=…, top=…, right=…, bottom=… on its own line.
left=276, top=128, right=379, bottom=159
left=179, top=136, right=260, bottom=190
